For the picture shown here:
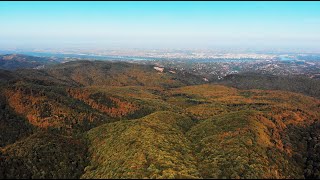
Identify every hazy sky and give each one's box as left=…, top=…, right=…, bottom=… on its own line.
left=1, top=1, right=320, bottom=51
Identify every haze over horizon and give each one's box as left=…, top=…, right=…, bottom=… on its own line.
left=1, top=1, right=320, bottom=52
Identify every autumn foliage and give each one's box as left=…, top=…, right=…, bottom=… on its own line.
left=0, top=61, right=320, bottom=179
left=67, top=88, right=140, bottom=118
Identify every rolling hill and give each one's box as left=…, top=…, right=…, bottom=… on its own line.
left=217, top=72, right=320, bottom=99
left=0, top=58, right=320, bottom=179
left=0, top=54, right=60, bottom=70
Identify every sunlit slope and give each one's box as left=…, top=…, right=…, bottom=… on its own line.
left=1, top=81, right=176, bottom=135
left=187, top=110, right=303, bottom=179
left=66, top=86, right=178, bottom=120
left=82, top=111, right=200, bottom=179
left=2, top=81, right=109, bottom=132
left=168, top=84, right=320, bottom=124
left=168, top=84, right=320, bottom=178
left=82, top=84, right=320, bottom=179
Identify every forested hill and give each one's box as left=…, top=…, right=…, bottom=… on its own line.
left=0, top=59, right=320, bottom=179
left=216, top=72, right=320, bottom=99
left=0, top=54, right=60, bottom=70
left=1, top=60, right=206, bottom=87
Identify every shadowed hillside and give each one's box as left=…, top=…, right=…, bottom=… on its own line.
left=0, top=131, right=87, bottom=179
left=0, top=92, right=33, bottom=147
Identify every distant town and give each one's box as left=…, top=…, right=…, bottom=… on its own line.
left=1, top=48, right=320, bottom=81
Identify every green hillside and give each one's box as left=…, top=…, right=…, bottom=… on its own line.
left=82, top=111, right=199, bottom=179
left=0, top=131, right=87, bottom=179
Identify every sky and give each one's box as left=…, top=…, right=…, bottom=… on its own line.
left=1, top=1, right=320, bottom=51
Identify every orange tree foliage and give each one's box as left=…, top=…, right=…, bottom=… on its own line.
left=2, top=82, right=110, bottom=132
left=67, top=88, right=140, bottom=118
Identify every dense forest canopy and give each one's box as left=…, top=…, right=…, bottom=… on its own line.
left=0, top=59, right=320, bottom=179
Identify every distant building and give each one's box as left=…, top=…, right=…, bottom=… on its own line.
left=154, top=66, right=164, bottom=72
